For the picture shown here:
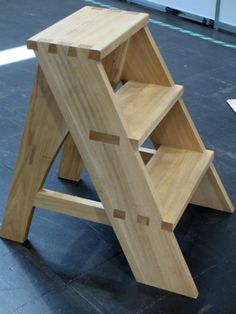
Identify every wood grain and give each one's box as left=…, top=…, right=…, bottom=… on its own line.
left=58, top=39, right=129, bottom=181
left=0, top=66, right=68, bottom=243
left=122, top=25, right=233, bottom=213
left=89, top=130, right=120, bottom=145
left=121, top=27, right=173, bottom=86
left=34, top=189, right=110, bottom=225
left=116, top=81, right=183, bottom=148
left=102, top=40, right=129, bottom=88
left=28, top=6, right=148, bottom=60
left=34, top=41, right=198, bottom=297
left=191, top=165, right=234, bottom=213
left=147, top=146, right=214, bottom=230
left=58, top=133, right=84, bottom=182
left=2, top=7, right=233, bottom=298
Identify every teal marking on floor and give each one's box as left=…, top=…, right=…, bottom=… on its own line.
left=83, top=0, right=236, bottom=51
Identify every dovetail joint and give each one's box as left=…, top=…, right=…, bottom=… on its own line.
left=89, top=130, right=120, bottom=145
left=27, top=41, right=38, bottom=51
left=137, top=215, right=150, bottom=226
left=67, top=47, right=77, bottom=57
left=48, top=43, right=57, bottom=53
left=113, top=209, right=126, bottom=220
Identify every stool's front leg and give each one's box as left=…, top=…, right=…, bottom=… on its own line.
left=0, top=66, right=68, bottom=243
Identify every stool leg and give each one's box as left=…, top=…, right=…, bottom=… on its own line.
left=191, top=165, right=234, bottom=213
left=56, top=40, right=129, bottom=182
left=0, top=66, right=68, bottom=243
left=58, top=133, right=84, bottom=181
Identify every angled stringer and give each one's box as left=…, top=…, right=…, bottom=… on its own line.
left=58, top=39, right=129, bottom=181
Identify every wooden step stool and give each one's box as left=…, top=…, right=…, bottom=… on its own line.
left=0, top=6, right=234, bottom=298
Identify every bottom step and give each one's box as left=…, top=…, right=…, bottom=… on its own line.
left=147, top=146, right=214, bottom=231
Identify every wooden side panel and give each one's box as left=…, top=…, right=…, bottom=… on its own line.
left=121, top=26, right=203, bottom=152
left=152, top=97, right=233, bottom=212
left=58, top=40, right=129, bottom=181
left=35, top=44, right=198, bottom=298
left=121, top=27, right=173, bottom=86
left=58, top=133, right=83, bottom=181
left=0, top=66, right=68, bottom=243
left=191, top=165, right=234, bottom=213
left=151, top=100, right=204, bottom=152
left=122, top=26, right=233, bottom=212
left=102, top=40, right=129, bottom=88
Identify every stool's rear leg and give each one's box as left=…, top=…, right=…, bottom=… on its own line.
left=57, top=133, right=84, bottom=182
left=0, top=66, right=68, bottom=243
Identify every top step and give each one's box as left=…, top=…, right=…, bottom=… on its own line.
left=27, top=6, right=149, bottom=61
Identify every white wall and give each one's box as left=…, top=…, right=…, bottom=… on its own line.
left=147, top=0, right=217, bottom=19
left=219, top=0, right=236, bottom=26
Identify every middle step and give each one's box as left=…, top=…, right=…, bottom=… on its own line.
left=116, top=81, right=183, bottom=148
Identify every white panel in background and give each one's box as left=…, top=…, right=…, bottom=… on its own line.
left=146, top=0, right=217, bottom=19
left=219, top=0, right=236, bottom=27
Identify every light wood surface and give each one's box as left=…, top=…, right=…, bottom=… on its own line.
left=58, top=133, right=84, bottom=181
left=58, top=142, right=155, bottom=180
left=191, top=165, right=234, bottom=213
left=58, top=36, right=129, bottom=180
left=89, top=130, right=120, bottom=145
left=1, top=7, right=233, bottom=298
left=34, top=189, right=109, bottom=225
left=121, top=27, right=173, bottom=86
left=28, top=6, right=148, bottom=61
left=121, top=24, right=233, bottom=212
left=0, top=66, right=68, bottom=242
left=33, top=40, right=198, bottom=297
left=116, top=81, right=183, bottom=148
left=102, top=40, right=129, bottom=88
left=147, top=146, right=214, bottom=231
left=152, top=101, right=204, bottom=152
